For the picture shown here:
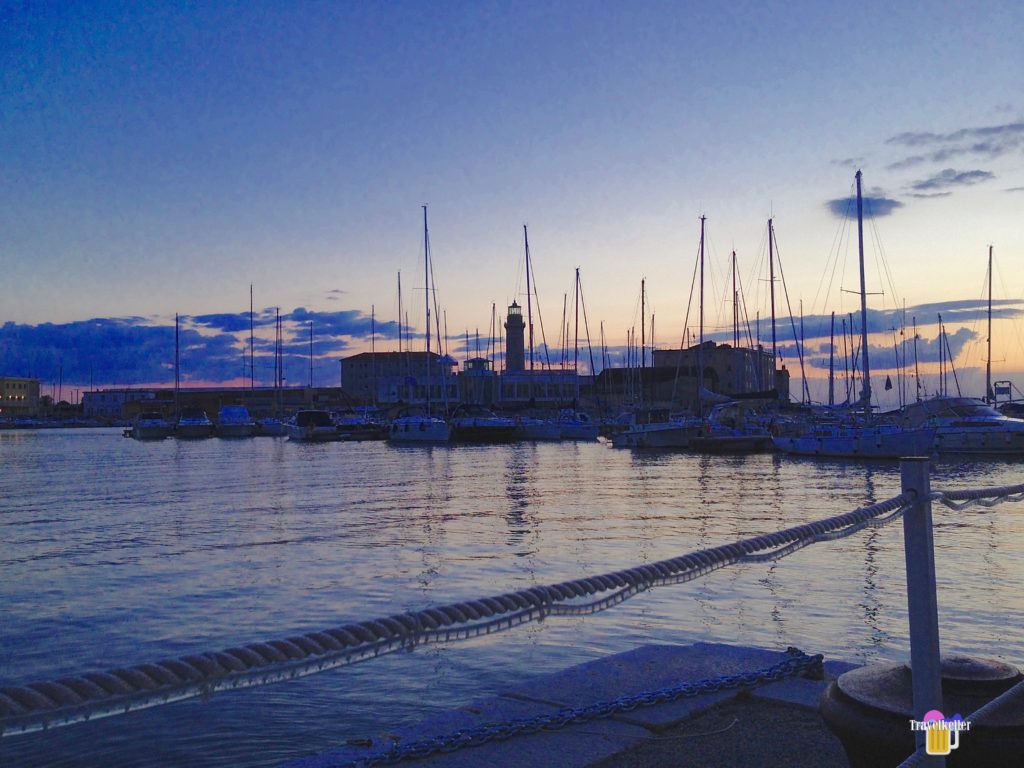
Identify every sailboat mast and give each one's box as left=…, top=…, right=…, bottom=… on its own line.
left=371, top=304, right=376, bottom=406
left=768, top=218, right=777, bottom=364
left=174, top=312, right=180, bottom=416
left=524, top=225, right=534, bottom=372
left=698, top=215, right=706, bottom=406
left=574, top=267, right=580, bottom=402
left=423, top=205, right=431, bottom=413
left=249, top=284, right=255, bottom=389
left=855, top=170, right=872, bottom=413
left=986, top=244, right=993, bottom=403
left=308, top=321, right=313, bottom=388
left=732, top=251, right=739, bottom=349
left=641, top=278, right=646, bottom=373
left=829, top=312, right=835, bottom=406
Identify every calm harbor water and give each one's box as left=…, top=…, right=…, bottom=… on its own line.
left=2, top=428, right=1023, bottom=767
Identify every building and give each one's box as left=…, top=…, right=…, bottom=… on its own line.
left=595, top=341, right=789, bottom=413
left=339, top=351, right=459, bottom=405
left=0, top=377, right=40, bottom=418
left=83, top=386, right=357, bottom=423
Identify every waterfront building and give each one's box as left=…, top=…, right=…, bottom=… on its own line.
left=339, top=351, right=459, bottom=405
left=596, top=341, right=789, bottom=413
left=83, top=386, right=354, bottom=423
left=0, top=377, right=41, bottom=417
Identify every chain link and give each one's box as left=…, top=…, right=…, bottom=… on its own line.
left=336, top=648, right=823, bottom=767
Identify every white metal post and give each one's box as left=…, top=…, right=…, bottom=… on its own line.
left=901, top=457, right=944, bottom=765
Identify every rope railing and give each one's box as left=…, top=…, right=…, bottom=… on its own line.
left=5, top=479, right=1024, bottom=741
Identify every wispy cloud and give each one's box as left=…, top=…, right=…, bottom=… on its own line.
left=886, top=120, right=1024, bottom=170
left=1008, top=186, right=1024, bottom=193
left=909, top=168, right=994, bottom=195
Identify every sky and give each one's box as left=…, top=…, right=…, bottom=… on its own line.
left=2, top=1, right=1022, bottom=406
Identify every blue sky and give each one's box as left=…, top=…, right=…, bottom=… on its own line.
left=2, top=1, right=1022, bottom=402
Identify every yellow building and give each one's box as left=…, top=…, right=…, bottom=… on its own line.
left=0, top=377, right=40, bottom=417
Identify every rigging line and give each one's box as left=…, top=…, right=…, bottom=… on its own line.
left=577, top=274, right=600, bottom=403
left=812, top=196, right=853, bottom=319
left=771, top=227, right=812, bottom=403
left=866, top=204, right=901, bottom=313
left=671, top=224, right=703, bottom=405
left=527, top=241, right=554, bottom=370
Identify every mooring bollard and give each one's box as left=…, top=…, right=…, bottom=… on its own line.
left=901, top=457, right=944, bottom=765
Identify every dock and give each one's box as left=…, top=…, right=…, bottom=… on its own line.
left=282, top=643, right=858, bottom=768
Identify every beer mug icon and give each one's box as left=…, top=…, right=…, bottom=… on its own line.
left=923, top=710, right=960, bottom=755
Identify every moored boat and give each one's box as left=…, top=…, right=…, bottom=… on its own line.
left=389, top=412, right=451, bottom=443
left=131, top=411, right=173, bottom=440
left=217, top=405, right=255, bottom=438
left=286, top=410, right=340, bottom=442
left=901, top=396, right=1024, bottom=455
left=514, top=415, right=562, bottom=441
left=558, top=410, right=599, bottom=441
left=175, top=408, right=214, bottom=438
left=450, top=405, right=517, bottom=443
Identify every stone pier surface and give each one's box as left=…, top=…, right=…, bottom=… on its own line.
left=281, top=643, right=860, bottom=768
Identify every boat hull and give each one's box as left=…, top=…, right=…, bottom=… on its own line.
left=772, top=427, right=935, bottom=459
left=217, top=423, right=255, bottom=438
left=286, top=425, right=341, bottom=442
left=388, top=417, right=451, bottom=443
left=612, top=422, right=699, bottom=449
left=175, top=424, right=214, bottom=439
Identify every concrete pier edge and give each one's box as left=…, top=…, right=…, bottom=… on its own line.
left=281, top=642, right=861, bottom=768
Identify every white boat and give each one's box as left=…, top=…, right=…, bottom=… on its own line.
left=175, top=408, right=214, bottom=438
left=514, top=415, right=562, bottom=441
left=389, top=413, right=451, bottom=443
left=217, top=405, right=255, bottom=437
left=558, top=410, right=600, bottom=441
left=286, top=410, right=340, bottom=442
left=901, top=396, right=1024, bottom=455
left=131, top=411, right=173, bottom=440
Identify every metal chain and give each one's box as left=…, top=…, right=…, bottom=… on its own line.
left=337, top=648, right=823, bottom=767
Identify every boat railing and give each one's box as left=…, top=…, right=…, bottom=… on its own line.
left=3, top=460, right=1024, bottom=765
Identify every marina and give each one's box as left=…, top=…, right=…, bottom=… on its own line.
left=3, top=428, right=1024, bottom=766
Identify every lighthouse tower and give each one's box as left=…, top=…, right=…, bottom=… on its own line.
left=504, top=301, right=525, bottom=372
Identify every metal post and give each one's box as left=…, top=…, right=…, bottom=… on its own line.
left=901, top=457, right=944, bottom=765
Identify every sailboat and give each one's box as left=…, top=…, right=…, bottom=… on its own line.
left=513, top=225, right=562, bottom=441
left=899, top=246, right=1024, bottom=455
left=389, top=206, right=452, bottom=444
left=771, top=171, right=935, bottom=459
left=611, top=221, right=706, bottom=449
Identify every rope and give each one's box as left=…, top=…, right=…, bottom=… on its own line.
left=931, top=483, right=1024, bottom=511
left=1, top=491, right=913, bottom=738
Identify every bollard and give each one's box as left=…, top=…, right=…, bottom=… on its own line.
left=901, top=457, right=944, bottom=766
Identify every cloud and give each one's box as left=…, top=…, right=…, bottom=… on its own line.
left=832, top=156, right=864, bottom=168
left=0, top=306, right=411, bottom=387
left=825, top=195, right=903, bottom=219
left=1008, top=186, right=1024, bottom=193
left=886, top=120, right=1024, bottom=169
left=284, top=308, right=400, bottom=341
left=910, top=168, right=994, bottom=193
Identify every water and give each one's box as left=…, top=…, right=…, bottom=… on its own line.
left=1, top=428, right=1023, bottom=766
